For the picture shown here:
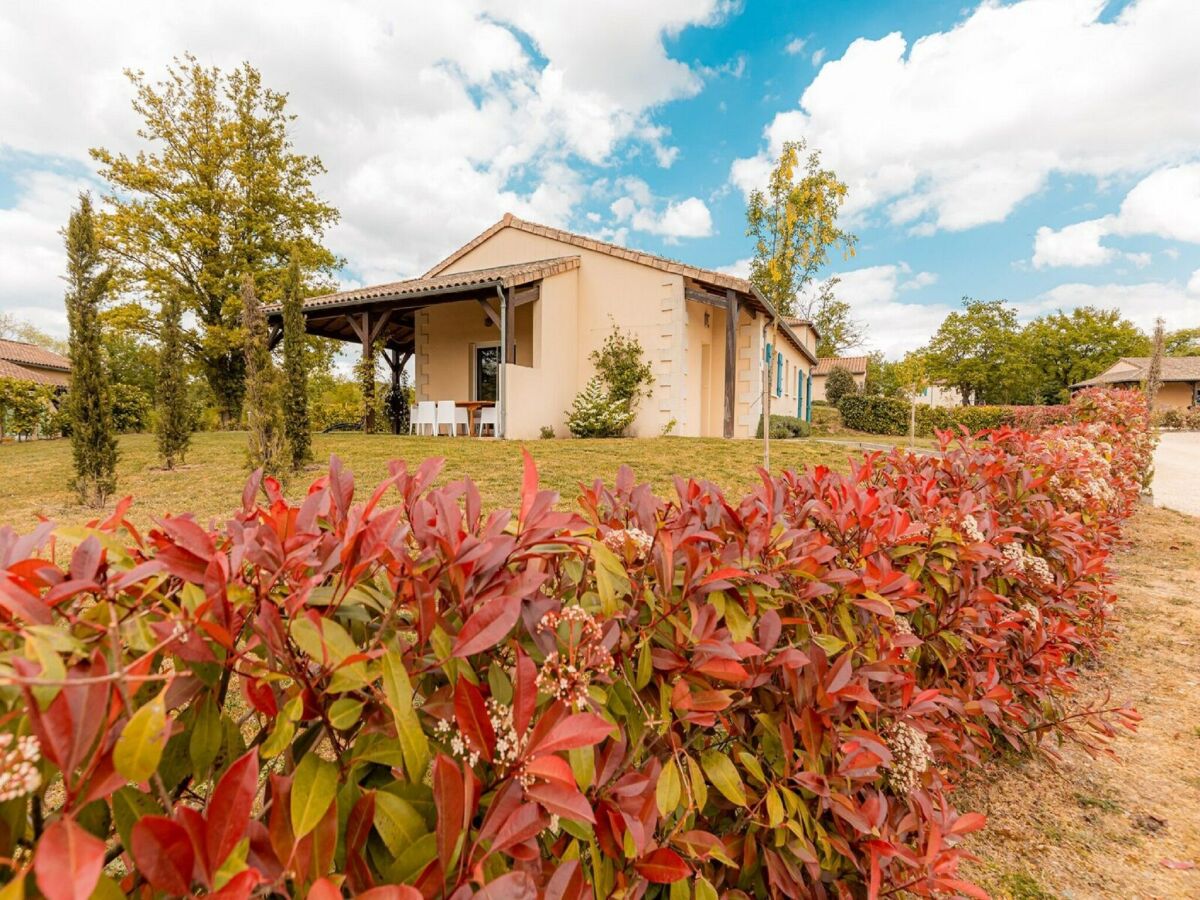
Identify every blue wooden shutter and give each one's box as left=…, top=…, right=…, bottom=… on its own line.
left=797, top=370, right=803, bottom=417
left=776, top=351, right=783, bottom=397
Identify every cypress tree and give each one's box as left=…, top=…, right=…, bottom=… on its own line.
left=358, top=342, right=378, bottom=433
left=64, top=193, right=118, bottom=506
left=241, top=274, right=286, bottom=472
left=281, top=257, right=312, bottom=468
left=155, top=292, right=192, bottom=468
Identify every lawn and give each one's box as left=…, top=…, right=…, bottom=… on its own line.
left=0, top=432, right=855, bottom=532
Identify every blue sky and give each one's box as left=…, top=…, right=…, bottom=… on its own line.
left=2, top=0, right=1198, bottom=356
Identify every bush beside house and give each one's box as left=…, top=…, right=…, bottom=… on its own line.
left=839, top=394, right=1077, bottom=437
left=755, top=412, right=813, bottom=439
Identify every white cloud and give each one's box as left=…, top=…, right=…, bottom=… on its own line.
left=610, top=177, right=713, bottom=241
left=0, top=0, right=727, bottom=328
left=0, top=170, right=99, bottom=337
left=785, top=37, right=806, bottom=55
left=810, top=48, right=826, bottom=67
left=732, top=0, right=1200, bottom=233
left=1025, top=279, right=1200, bottom=334
left=1033, top=162, right=1200, bottom=267
left=1188, top=268, right=1200, bottom=294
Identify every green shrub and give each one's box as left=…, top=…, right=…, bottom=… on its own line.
left=824, top=365, right=859, bottom=406
left=756, top=413, right=812, bottom=439
left=566, top=376, right=635, bottom=437
left=110, top=382, right=152, bottom=433
left=837, top=394, right=909, bottom=435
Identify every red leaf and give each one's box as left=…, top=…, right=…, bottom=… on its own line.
left=524, top=781, right=595, bottom=823
left=307, top=878, right=342, bottom=900
left=528, top=712, right=613, bottom=757
left=454, top=676, right=496, bottom=762
left=131, top=816, right=195, bottom=896
left=0, top=573, right=52, bottom=624
left=523, top=754, right=575, bottom=786
left=242, top=676, right=278, bottom=718
left=519, top=448, right=538, bottom=524
left=826, top=653, right=853, bottom=694
left=486, top=803, right=545, bottom=859
left=357, top=889, right=424, bottom=900
left=206, top=750, right=259, bottom=871
left=454, top=594, right=520, bottom=658
left=634, top=848, right=691, bottom=884
left=513, top=647, right=537, bottom=738
left=434, top=755, right=465, bottom=869
left=208, top=869, right=262, bottom=900
left=544, top=859, right=586, bottom=900
left=33, top=817, right=104, bottom=900
left=475, top=871, right=538, bottom=900
left=948, top=812, right=987, bottom=835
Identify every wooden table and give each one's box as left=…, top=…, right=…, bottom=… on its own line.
left=454, top=400, right=495, bottom=436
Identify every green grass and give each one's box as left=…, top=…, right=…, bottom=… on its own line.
left=0, top=432, right=855, bottom=532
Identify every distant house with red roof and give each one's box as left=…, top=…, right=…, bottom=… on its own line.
left=0, top=338, right=71, bottom=388
left=811, top=355, right=868, bottom=402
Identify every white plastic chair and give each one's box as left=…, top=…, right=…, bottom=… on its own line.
left=411, top=401, right=436, bottom=435
left=477, top=406, right=497, bottom=437
left=435, top=400, right=459, bottom=436
left=455, top=407, right=470, bottom=436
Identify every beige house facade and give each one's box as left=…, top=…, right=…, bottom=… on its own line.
left=278, top=215, right=818, bottom=439
left=1071, top=357, right=1200, bottom=411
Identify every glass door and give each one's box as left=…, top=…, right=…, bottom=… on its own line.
left=475, top=344, right=499, bottom=401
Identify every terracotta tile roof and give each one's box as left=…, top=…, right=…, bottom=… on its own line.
left=267, top=256, right=580, bottom=315
left=0, top=338, right=70, bottom=371
left=814, top=356, right=869, bottom=377
left=421, top=214, right=817, bottom=363
left=424, top=213, right=755, bottom=294
left=0, top=358, right=70, bottom=387
left=1071, top=356, right=1200, bottom=388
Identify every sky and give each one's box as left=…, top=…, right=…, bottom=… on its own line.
left=1, top=0, right=1198, bottom=358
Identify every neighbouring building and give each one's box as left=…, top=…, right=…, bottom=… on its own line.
left=918, top=382, right=960, bottom=408
left=1071, top=357, right=1200, bottom=410
left=810, top=356, right=868, bottom=402
left=272, top=214, right=819, bottom=438
left=0, top=338, right=71, bottom=389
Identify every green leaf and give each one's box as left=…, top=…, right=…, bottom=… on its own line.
left=383, top=832, right=437, bottom=884
left=766, top=786, right=784, bottom=827
left=656, top=757, right=681, bottom=816
left=114, top=692, right=168, bottom=783
left=686, top=755, right=708, bottom=811
left=111, top=787, right=160, bottom=853
left=700, top=750, right=746, bottom=806
left=382, top=649, right=430, bottom=784
left=737, top=751, right=767, bottom=786
left=292, top=615, right=368, bottom=692
left=635, top=640, right=653, bottom=690
left=569, top=746, right=595, bottom=793
left=328, top=698, right=364, bottom=731
left=189, top=696, right=222, bottom=774
left=694, top=877, right=719, bottom=900
left=669, top=879, right=690, bottom=900
left=89, top=875, right=125, bottom=900
left=260, top=716, right=295, bottom=759
left=290, top=753, right=338, bottom=839
left=374, top=792, right=427, bottom=856
left=813, top=633, right=846, bottom=656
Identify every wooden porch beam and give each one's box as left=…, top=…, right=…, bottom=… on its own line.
left=724, top=288, right=737, bottom=439
left=510, top=284, right=540, bottom=308
left=267, top=325, right=283, bottom=350
left=367, top=309, right=393, bottom=345
left=504, top=286, right=516, bottom=364
left=475, top=298, right=501, bottom=327
left=684, top=286, right=728, bottom=309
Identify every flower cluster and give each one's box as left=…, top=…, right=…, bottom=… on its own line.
left=536, top=606, right=614, bottom=711
left=1001, top=541, right=1054, bottom=585
left=487, top=696, right=529, bottom=782
left=434, top=717, right=480, bottom=768
left=883, top=722, right=931, bottom=796
left=0, top=734, right=41, bottom=803
left=602, top=526, right=653, bottom=559
left=960, top=513, right=985, bottom=543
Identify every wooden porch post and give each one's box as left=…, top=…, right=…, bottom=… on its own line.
left=504, top=286, right=517, bottom=364
left=385, top=348, right=402, bottom=434
left=724, top=289, right=737, bottom=438
left=497, top=286, right=508, bottom=439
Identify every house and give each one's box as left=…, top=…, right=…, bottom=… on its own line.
left=274, top=214, right=819, bottom=438
left=0, top=339, right=71, bottom=388
left=1071, top=357, right=1200, bottom=410
left=917, top=382, right=960, bottom=409
left=810, top=356, right=868, bottom=402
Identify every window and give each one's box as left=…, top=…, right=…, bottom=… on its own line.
left=474, top=345, right=499, bottom=401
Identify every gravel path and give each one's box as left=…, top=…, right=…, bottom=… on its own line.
left=1152, top=432, right=1200, bottom=517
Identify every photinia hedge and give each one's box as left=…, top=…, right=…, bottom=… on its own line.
left=0, top=388, right=1151, bottom=898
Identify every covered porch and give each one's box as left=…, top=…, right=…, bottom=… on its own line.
left=266, top=257, right=580, bottom=436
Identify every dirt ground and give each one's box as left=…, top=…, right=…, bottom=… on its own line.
left=958, top=504, right=1200, bottom=899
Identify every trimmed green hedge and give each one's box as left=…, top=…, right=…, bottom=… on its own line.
left=838, top=395, right=1073, bottom=437
left=756, top=413, right=813, bottom=439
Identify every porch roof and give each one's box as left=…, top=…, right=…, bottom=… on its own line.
left=263, top=256, right=579, bottom=350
